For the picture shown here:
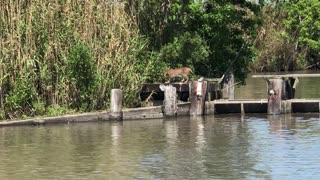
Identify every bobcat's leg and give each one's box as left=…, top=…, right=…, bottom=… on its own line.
left=182, top=75, right=189, bottom=83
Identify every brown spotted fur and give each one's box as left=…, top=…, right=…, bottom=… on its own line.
left=163, top=67, right=193, bottom=83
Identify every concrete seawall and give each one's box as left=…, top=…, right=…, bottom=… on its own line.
left=1, top=99, right=319, bottom=127
left=0, top=106, right=167, bottom=127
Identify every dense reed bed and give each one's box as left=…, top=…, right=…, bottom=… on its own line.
left=0, top=1, right=154, bottom=119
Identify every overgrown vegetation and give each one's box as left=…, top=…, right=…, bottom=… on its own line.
left=67, top=41, right=96, bottom=110
left=0, top=0, right=319, bottom=120
left=251, top=4, right=298, bottom=71
left=252, top=0, right=320, bottom=71
left=0, top=1, right=158, bottom=119
left=128, top=0, right=261, bottom=81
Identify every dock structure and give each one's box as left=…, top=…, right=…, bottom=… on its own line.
left=206, top=99, right=320, bottom=114
left=252, top=73, right=320, bottom=114
left=140, top=80, right=222, bottom=106
left=251, top=74, right=320, bottom=78
left=140, top=73, right=320, bottom=115
left=1, top=74, right=320, bottom=126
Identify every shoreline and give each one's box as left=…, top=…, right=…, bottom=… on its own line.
left=0, top=106, right=165, bottom=127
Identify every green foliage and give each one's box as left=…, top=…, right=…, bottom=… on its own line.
left=158, top=32, right=209, bottom=75
left=46, top=105, right=76, bottom=117
left=6, top=0, right=317, bottom=120
left=251, top=4, right=298, bottom=72
left=32, top=101, right=46, bottom=116
left=138, top=52, right=168, bottom=83
left=67, top=41, right=96, bottom=110
left=285, top=0, right=320, bottom=66
left=0, top=1, right=159, bottom=120
left=128, top=0, right=185, bottom=49
left=188, top=1, right=260, bottom=81
left=0, top=110, right=5, bottom=120
left=68, top=41, right=96, bottom=91
left=5, top=73, right=36, bottom=118
left=252, top=1, right=320, bottom=71
left=132, top=0, right=262, bottom=82
left=285, top=0, right=320, bottom=50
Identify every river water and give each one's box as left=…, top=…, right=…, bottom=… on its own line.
left=0, top=73, right=320, bottom=180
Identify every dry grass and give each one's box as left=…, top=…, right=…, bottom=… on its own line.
left=0, top=1, right=152, bottom=119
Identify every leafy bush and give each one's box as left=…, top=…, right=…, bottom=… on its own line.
left=67, top=41, right=96, bottom=110
left=158, top=32, right=209, bottom=75
left=5, top=74, right=36, bottom=119
left=285, top=0, right=320, bottom=68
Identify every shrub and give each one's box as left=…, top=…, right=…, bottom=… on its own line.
left=67, top=41, right=96, bottom=110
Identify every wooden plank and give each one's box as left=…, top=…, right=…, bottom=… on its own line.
left=203, top=78, right=223, bottom=83
left=141, top=83, right=189, bottom=92
left=213, top=100, right=267, bottom=104
left=141, top=82, right=217, bottom=93
left=252, top=74, right=320, bottom=78
left=287, top=99, right=320, bottom=103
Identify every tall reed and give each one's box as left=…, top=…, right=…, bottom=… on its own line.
left=0, top=0, right=154, bottom=119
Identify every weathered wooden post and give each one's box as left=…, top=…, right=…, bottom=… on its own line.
left=110, top=89, right=123, bottom=120
left=266, top=78, right=283, bottom=115
left=190, top=77, right=208, bottom=116
left=160, top=84, right=177, bottom=117
left=223, top=72, right=235, bottom=100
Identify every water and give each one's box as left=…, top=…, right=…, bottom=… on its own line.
left=1, top=114, right=320, bottom=179
left=0, top=72, right=320, bottom=179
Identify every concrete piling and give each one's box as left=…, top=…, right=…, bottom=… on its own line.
left=110, top=89, right=123, bottom=120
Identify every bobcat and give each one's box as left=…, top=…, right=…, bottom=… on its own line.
left=163, top=67, right=193, bottom=83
